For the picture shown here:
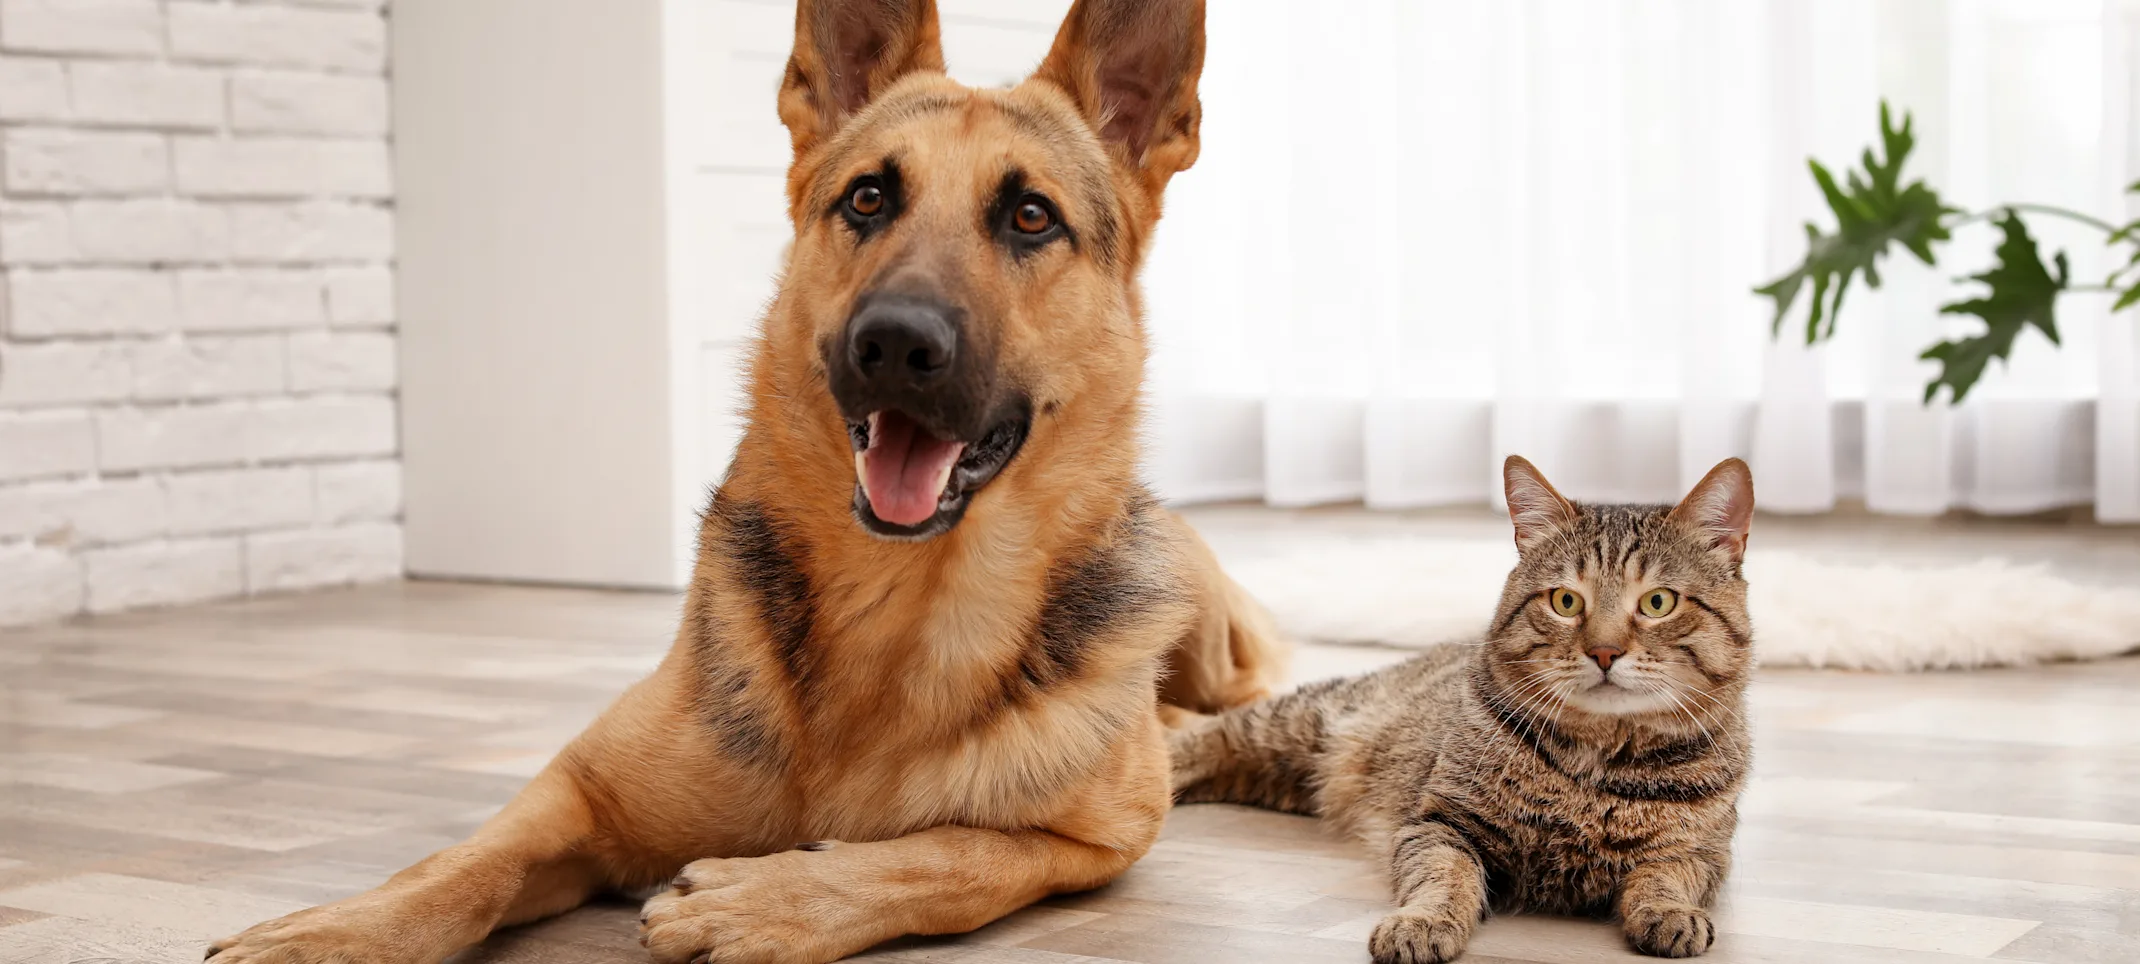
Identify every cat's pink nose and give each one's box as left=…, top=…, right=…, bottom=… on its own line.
left=1587, top=645, right=1623, bottom=671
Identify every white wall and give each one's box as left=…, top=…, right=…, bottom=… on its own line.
left=394, top=0, right=684, bottom=589
left=0, top=0, right=403, bottom=627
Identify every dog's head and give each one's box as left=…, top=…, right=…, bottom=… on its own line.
left=752, top=0, right=1204, bottom=540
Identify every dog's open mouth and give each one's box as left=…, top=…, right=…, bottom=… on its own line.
left=848, top=408, right=1029, bottom=539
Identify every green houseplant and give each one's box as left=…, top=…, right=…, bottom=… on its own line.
left=1757, top=102, right=2134, bottom=403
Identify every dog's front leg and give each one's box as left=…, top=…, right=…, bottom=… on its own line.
left=638, top=824, right=1146, bottom=964
left=206, top=764, right=606, bottom=963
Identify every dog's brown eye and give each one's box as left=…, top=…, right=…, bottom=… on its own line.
left=849, top=184, right=884, bottom=217
left=1012, top=200, right=1052, bottom=234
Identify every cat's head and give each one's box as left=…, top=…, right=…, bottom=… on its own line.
left=1482, top=456, right=1755, bottom=724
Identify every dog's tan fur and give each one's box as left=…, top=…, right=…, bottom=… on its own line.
left=205, top=1, right=1281, bottom=962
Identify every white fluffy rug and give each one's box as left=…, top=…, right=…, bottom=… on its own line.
left=1225, top=538, right=2140, bottom=671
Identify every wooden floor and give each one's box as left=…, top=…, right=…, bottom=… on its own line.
left=4, top=573, right=2139, bottom=962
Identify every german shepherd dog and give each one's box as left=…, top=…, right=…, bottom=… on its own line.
left=208, top=1, right=1282, bottom=961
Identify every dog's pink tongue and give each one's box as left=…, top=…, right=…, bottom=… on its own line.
left=861, top=411, right=965, bottom=527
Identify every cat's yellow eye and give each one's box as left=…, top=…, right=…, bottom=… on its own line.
left=1549, top=588, right=1585, bottom=617
left=1639, top=588, right=1679, bottom=618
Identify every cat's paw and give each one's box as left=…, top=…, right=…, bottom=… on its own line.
left=1370, top=908, right=1473, bottom=964
left=1624, top=902, right=1716, bottom=958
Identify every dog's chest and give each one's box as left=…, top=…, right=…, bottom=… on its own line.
left=797, top=675, right=1149, bottom=841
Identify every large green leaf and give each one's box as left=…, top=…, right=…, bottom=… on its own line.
left=1755, top=102, right=1956, bottom=343
left=1921, top=211, right=2070, bottom=404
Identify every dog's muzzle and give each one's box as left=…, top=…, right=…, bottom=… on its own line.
left=824, top=293, right=1030, bottom=541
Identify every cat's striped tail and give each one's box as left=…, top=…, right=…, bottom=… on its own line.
left=1165, top=678, right=1344, bottom=816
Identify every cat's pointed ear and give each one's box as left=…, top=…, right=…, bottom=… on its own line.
left=1504, top=456, right=1577, bottom=550
left=1032, top=0, right=1205, bottom=195
left=1669, top=458, right=1755, bottom=564
left=777, top=0, right=945, bottom=159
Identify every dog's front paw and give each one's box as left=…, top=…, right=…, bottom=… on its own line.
left=205, top=900, right=410, bottom=964
left=640, top=855, right=836, bottom=964
left=1369, top=908, right=1474, bottom=964
left=1624, top=902, right=1716, bottom=958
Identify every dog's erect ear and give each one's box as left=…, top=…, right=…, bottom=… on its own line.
left=777, top=0, right=945, bottom=158
left=1034, top=0, right=1205, bottom=191
left=1503, top=456, right=1577, bottom=551
left=1669, top=458, right=1755, bottom=565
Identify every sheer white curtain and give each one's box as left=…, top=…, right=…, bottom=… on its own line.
left=1141, top=0, right=2140, bottom=522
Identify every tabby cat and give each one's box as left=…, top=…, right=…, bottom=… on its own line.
left=1168, top=456, right=1756, bottom=962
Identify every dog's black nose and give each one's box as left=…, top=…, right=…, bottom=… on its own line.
left=847, top=296, right=956, bottom=388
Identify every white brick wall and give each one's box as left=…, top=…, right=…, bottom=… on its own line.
left=0, top=0, right=399, bottom=626
left=168, top=3, right=387, bottom=73
left=166, top=464, right=311, bottom=534
left=0, top=56, right=69, bottom=121
left=7, top=269, right=180, bottom=336
left=246, top=521, right=397, bottom=593
left=0, top=474, right=163, bottom=544
left=83, top=536, right=245, bottom=612
left=313, top=457, right=397, bottom=524
left=1, top=128, right=169, bottom=195
left=231, top=71, right=388, bottom=136
left=0, top=339, right=130, bottom=405
left=178, top=268, right=327, bottom=330
left=69, top=62, right=226, bottom=129
left=70, top=199, right=230, bottom=263
left=287, top=329, right=392, bottom=390
left=228, top=201, right=392, bottom=262
left=0, top=409, right=95, bottom=480
left=174, top=135, right=391, bottom=197
left=0, top=0, right=166, bottom=59
left=131, top=334, right=286, bottom=399
left=0, top=542, right=80, bottom=624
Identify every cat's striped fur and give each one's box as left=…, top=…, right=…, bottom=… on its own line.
left=1169, top=457, right=1757, bottom=962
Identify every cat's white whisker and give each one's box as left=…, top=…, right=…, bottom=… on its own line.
left=1641, top=677, right=1714, bottom=744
